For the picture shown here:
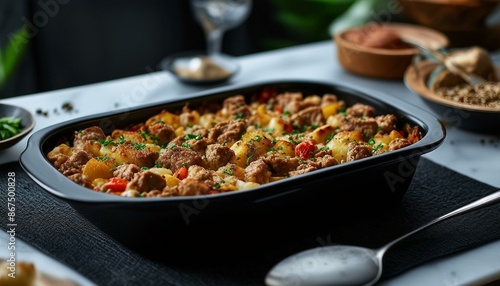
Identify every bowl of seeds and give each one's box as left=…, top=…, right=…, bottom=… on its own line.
left=404, top=57, right=500, bottom=134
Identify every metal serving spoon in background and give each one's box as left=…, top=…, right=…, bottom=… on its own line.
left=403, top=39, right=487, bottom=87
left=265, top=190, right=500, bottom=286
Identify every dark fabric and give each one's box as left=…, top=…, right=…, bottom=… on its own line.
left=0, top=157, right=499, bottom=286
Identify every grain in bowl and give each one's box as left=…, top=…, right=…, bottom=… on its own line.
left=434, top=82, right=500, bottom=109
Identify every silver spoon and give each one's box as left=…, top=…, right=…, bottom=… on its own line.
left=403, top=39, right=487, bottom=87
left=265, top=190, right=500, bottom=286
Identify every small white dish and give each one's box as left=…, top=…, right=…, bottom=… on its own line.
left=160, top=51, right=240, bottom=86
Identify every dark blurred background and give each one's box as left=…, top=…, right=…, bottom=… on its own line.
left=0, top=1, right=269, bottom=98
left=1, top=0, right=499, bottom=99
left=0, top=0, right=357, bottom=99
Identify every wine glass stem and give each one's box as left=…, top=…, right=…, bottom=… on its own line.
left=206, top=29, right=223, bottom=56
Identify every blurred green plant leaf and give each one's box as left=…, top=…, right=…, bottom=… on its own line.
left=0, top=26, right=29, bottom=90
left=269, top=0, right=356, bottom=44
left=328, top=0, right=391, bottom=36
left=276, top=11, right=324, bottom=34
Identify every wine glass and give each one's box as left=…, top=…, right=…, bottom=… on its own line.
left=161, top=0, right=252, bottom=85
left=190, top=0, right=253, bottom=57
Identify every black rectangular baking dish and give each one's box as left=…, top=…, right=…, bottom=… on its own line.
left=20, top=80, right=445, bottom=249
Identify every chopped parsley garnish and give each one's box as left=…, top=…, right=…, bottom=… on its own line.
left=181, top=142, right=192, bottom=149
left=262, top=128, right=275, bottom=135
left=223, top=165, right=234, bottom=176
left=367, top=137, right=375, bottom=145
left=150, top=135, right=159, bottom=144
left=288, top=134, right=304, bottom=144
left=245, top=153, right=254, bottom=165
left=267, top=146, right=283, bottom=152
left=318, top=146, right=330, bottom=152
left=184, top=134, right=202, bottom=140
left=290, top=124, right=307, bottom=135
left=325, top=133, right=335, bottom=144
left=372, top=143, right=383, bottom=152
left=98, top=138, right=113, bottom=146
left=133, top=143, right=146, bottom=150
left=118, top=135, right=127, bottom=144
left=138, top=130, right=149, bottom=141
left=250, top=135, right=262, bottom=142
left=97, top=135, right=127, bottom=146
left=95, top=155, right=110, bottom=162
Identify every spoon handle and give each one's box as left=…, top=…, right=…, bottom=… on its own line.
left=402, top=39, right=486, bottom=86
left=380, top=190, right=500, bottom=252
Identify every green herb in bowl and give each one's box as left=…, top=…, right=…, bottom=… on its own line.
left=0, top=116, right=22, bottom=140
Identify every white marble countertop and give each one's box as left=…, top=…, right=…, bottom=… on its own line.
left=1, top=41, right=499, bottom=285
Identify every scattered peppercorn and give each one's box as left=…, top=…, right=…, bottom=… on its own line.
left=35, top=102, right=77, bottom=117
left=62, top=102, right=74, bottom=112
left=36, top=109, right=48, bottom=117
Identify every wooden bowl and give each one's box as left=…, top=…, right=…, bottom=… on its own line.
left=404, top=60, right=500, bottom=133
left=398, top=0, right=500, bottom=50
left=335, top=23, right=449, bottom=79
left=398, top=0, right=500, bottom=31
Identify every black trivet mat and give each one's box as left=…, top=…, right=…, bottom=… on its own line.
left=1, top=158, right=499, bottom=285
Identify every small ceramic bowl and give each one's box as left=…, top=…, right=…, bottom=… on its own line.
left=398, top=0, right=500, bottom=31
left=404, top=60, right=500, bottom=134
left=160, top=51, right=240, bottom=86
left=335, top=23, right=449, bottom=79
left=0, top=103, right=35, bottom=150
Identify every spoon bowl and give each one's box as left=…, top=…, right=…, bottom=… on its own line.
left=265, top=190, right=500, bottom=286
left=266, top=246, right=380, bottom=286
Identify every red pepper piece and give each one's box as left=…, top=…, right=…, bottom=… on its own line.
left=174, top=167, right=188, bottom=180
left=295, top=140, right=316, bottom=160
left=104, top=177, right=129, bottom=193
